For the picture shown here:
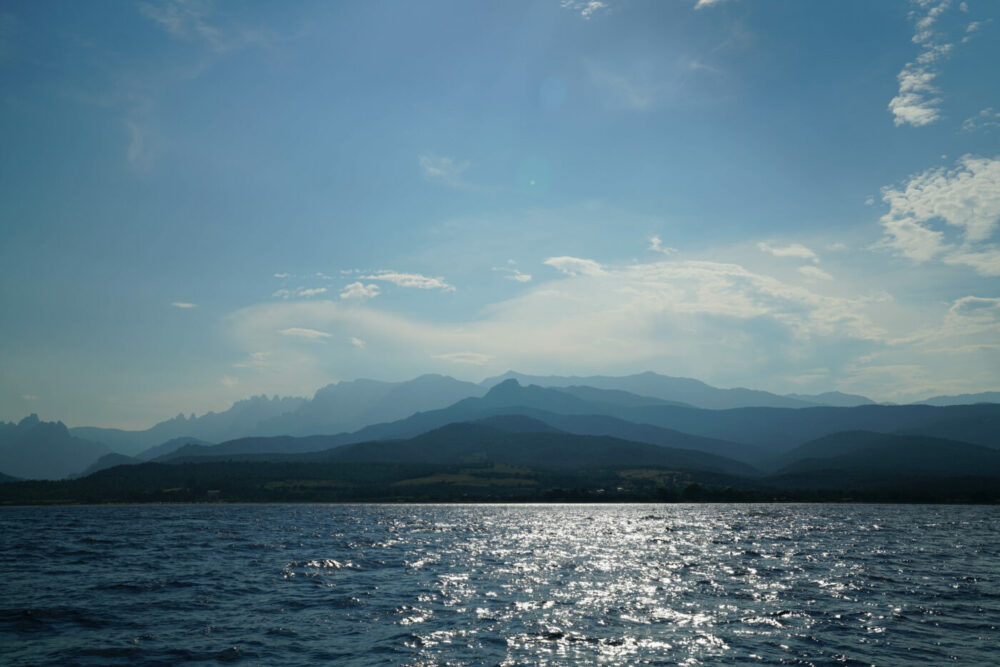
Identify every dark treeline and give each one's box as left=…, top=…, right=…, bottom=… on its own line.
left=1, top=460, right=997, bottom=505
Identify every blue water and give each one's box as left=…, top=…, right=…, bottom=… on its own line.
left=0, top=504, right=997, bottom=665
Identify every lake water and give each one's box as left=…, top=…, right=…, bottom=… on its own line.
left=1, top=504, right=997, bottom=665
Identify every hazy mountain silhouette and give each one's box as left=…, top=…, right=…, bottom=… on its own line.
left=135, top=436, right=215, bottom=461
left=71, top=395, right=304, bottom=455
left=917, top=391, right=1000, bottom=406
left=554, top=386, right=691, bottom=408
left=255, top=421, right=760, bottom=476
left=481, top=371, right=820, bottom=409
left=62, top=373, right=995, bottom=461
left=783, top=391, right=877, bottom=407
left=158, top=435, right=345, bottom=462
left=353, top=381, right=1000, bottom=452
left=0, top=470, right=18, bottom=483
left=255, top=374, right=484, bottom=436
left=0, top=414, right=110, bottom=479
left=604, top=402, right=1000, bottom=451
left=150, top=380, right=1000, bottom=465
left=73, top=452, right=139, bottom=478
left=473, top=415, right=565, bottom=433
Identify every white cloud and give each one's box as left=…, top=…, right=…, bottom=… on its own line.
left=171, top=302, right=197, bottom=309
left=221, top=375, right=239, bottom=387
left=21, top=394, right=38, bottom=401
left=493, top=264, right=533, bottom=283
left=340, top=282, right=381, bottom=300
left=888, top=65, right=943, bottom=127
left=362, top=271, right=455, bottom=292
left=278, top=327, right=332, bottom=341
left=827, top=242, right=848, bottom=252
left=560, top=1, right=609, bottom=20
left=544, top=256, right=606, bottom=277
left=888, top=0, right=959, bottom=127
left=507, top=270, right=532, bottom=283
left=418, top=154, right=471, bottom=188
left=962, top=108, right=1000, bottom=132
left=229, top=257, right=888, bottom=395
left=273, top=272, right=289, bottom=278
left=273, top=287, right=328, bottom=299
left=878, top=155, right=1000, bottom=274
left=798, top=265, right=833, bottom=281
left=942, top=246, right=1000, bottom=276
left=350, top=337, right=366, bottom=349
left=433, top=351, right=492, bottom=366
left=648, top=235, right=677, bottom=255
left=948, top=296, right=1000, bottom=322
left=694, top=0, right=732, bottom=8
left=878, top=217, right=948, bottom=262
left=757, top=242, right=819, bottom=262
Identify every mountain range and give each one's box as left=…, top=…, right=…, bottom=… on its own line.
left=1, top=372, right=997, bottom=486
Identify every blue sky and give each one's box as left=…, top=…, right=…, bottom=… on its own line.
left=1, top=0, right=998, bottom=428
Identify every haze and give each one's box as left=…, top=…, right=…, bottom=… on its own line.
left=1, top=0, right=998, bottom=430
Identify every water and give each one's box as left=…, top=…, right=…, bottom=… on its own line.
left=0, top=504, right=997, bottom=665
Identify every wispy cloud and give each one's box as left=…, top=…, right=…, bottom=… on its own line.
left=492, top=262, right=532, bottom=283
left=273, top=272, right=290, bottom=279
left=586, top=62, right=656, bottom=111
left=340, top=282, right=381, bottom=300
left=228, top=254, right=896, bottom=397
left=171, top=301, right=197, bottom=309
left=888, top=1, right=957, bottom=127
left=125, top=121, right=148, bottom=166
left=694, top=0, right=733, bottom=9
left=877, top=154, right=1000, bottom=275
left=433, top=351, right=492, bottom=366
left=272, top=287, right=328, bottom=299
left=232, top=351, right=270, bottom=369
left=362, top=271, right=455, bottom=292
left=138, top=0, right=269, bottom=54
left=544, top=256, right=606, bottom=277
left=757, top=242, right=819, bottom=262
left=418, top=154, right=471, bottom=189
left=277, top=327, right=332, bottom=341
left=350, top=337, right=366, bottom=349
left=961, top=107, right=1000, bottom=132
left=560, top=1, right=610, bottom=20
left=648, top=235, right=677, bottom=255
left=949, top=295, right=1000, bottom=322
left=139, top=0, right=222, bottom=49
left=798, top=265, right=833, bottom=281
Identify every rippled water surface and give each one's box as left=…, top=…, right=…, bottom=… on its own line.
left=1, top=504, right=998, bottom=665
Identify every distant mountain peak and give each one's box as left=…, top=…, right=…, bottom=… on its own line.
left=485, top=378, right=523, bottom=397
left=17, top=414, right=41, bottom=428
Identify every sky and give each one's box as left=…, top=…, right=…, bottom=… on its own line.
left=1, top=0, right=998, bottom=429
